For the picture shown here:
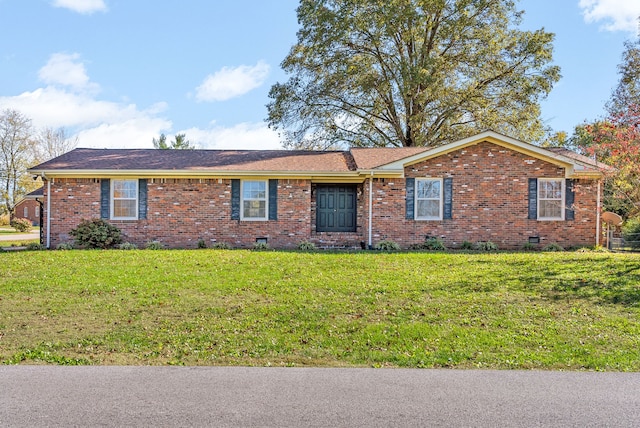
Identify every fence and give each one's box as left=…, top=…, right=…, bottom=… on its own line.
left=609, top=232, right=640, bottom=252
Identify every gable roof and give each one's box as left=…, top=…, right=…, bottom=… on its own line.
left=376, top=131, right=606, bottom=178
left=29, top=131, right=606, bottom=180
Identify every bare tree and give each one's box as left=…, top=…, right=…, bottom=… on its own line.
left=34, top=127, right=78, bottom=162
left=0, top=109, right=35, bottom=218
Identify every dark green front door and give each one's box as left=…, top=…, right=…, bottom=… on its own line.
left=316, top=185, right=357, bottom=232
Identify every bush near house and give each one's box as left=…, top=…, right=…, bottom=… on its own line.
left=10, top=218, right=33, bottom=233
left=69, top=219, right=122, bottom=249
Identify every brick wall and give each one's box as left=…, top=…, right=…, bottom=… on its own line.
left=367, top=142, right=599, bottom=249
left=46, top=178, right=312, bottom=249
left=43, top=142, right=600, bottom=250
left=14, top=199, right=42, bottom=226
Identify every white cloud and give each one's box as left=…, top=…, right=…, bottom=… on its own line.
left=181, top=122, right=283, bottom=150
left=0, top=87, right=171, bottom=148
left=51, top=0, right=107, bottom=14
left=38, top=53, right=99, bottom=93
left=579, top=0, right=640, bottom=33
left=0, top=56, right=281, bottom=150
left=195, top=61, right=270, bottom=102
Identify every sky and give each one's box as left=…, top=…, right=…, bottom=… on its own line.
left=0, top=0, right=639, bottom=151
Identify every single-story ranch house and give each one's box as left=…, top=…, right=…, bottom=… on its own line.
left=28, top=131, right=608, bottom=250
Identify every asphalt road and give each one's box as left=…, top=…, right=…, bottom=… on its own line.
left=1, top=367, right=639, bottom=427
left=0, top=231, right=39, bottom=241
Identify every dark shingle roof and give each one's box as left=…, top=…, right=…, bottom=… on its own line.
left=350, top=147, right=430, bottom=169
left=31, top=148, right=356, bottom=172
left=24, top=186, right=44, bottom=198
left=545, top=147, right=612, bottom=171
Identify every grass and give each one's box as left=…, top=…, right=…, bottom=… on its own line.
left=0, top=239, right=39, bottom=248
left=1, top=250, right=639, bottom=369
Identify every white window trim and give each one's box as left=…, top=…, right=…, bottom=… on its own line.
left=24, top=206, right=28, bottom=217
left=240, top=179, right=269, bottom=221
left=111, top=179, right=139, bottom=220
left=415, top=177, right=443, bottom=221
left=537, top=178, right=565, bottom=221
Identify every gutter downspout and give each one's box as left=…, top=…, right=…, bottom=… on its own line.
left=45, top=174, right=51, bottom=249
left=368, top=172, right=373, bottom=249
left=596, top=180, right=601, bottom=247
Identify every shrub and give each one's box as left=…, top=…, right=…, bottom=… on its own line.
left=253, top=242, right=270, bottom=251
left=211, top=242, right=232, bottom=250
left=522, top=242, right=537, bottom=251
left=145, top=240, right=164, bottom=250
left=423, top=237, right=446, bottom=250
left=374, top=239, right=401, bottom=251
left=297, top=240, right=317, bottom=251
left=542, top=243, right=564, bottom=252
left=622, top=217, right=640, bottom=249
left=460, top=241, right=474, bottom=250
left=26, top=242, right=46, bottom=251
left=409, top=237, right=446, bottom=251
left=10, top=218, right=33, bottom=233
left=197, top=239, right=207, bottom=249
left=474, top=241, right=498, bottom=251
left=0, top=213, right=9, bottom=226
left=56, top=242, right=74, bottom=250
left=119, top=242, right=138, bottom=250
left=69, top=219, right=122, bottom=249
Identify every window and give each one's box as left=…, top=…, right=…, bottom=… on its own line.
left=24, top=206, right=28, bottom=217
left=241, top=180, right=267, bottom=220
left=538, top=178, right=564, bottom=220
left=35, top=205, right=40, bottom=217
left=111, top=179, right=138, bottom=220
left=415, top=178, right=442, bottom=220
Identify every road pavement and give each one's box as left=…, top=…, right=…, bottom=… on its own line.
left=0, top=231, right=39, bottom=241
left=1, top=367, right=639, bottom=427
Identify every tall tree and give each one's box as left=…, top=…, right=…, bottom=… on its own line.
left=572, top=30, right=640, bottom=218
left=0, top=109, right=35, bottom=217
left=152, top=133, right=194, bottom=149
left=267, top=0, right=560, bottom=149
left=606, top=37, right=640, bottom=120
left=33, top=127, right=78, bottom=162
left=577, top=106, right=640, bottom=217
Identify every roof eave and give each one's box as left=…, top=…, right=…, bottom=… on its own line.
left=28, top=168, right=377, bottom=180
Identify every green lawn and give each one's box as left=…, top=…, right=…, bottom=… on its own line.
left=1, top=250, right=639, bottom=369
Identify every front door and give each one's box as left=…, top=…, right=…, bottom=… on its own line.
left=316, top=185, right=357, bottom=232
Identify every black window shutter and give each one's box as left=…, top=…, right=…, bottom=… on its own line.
left=565, top=179, right=575, bottom=220
left=138, top=179, right=147, bottom=220
left=100, top=179, right=110, bottom=219
left=405, top=178, right=415, bottom=219
left=231, top=179, right=240, bottom=220
left=443, top=177, right=453, bottom=220
left=528, top=178, right=538, bottom=220
left=268, top=179, right=278, bottom=220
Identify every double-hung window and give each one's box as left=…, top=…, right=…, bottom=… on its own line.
left=241, top=180, right=267, bottom=220
left=538, top=178, right=564, bottom=220
left=111, top=179, right=138, bottom=220
left=415, top=178, right=442, bottom=220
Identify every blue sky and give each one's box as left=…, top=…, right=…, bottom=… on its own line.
left=0, top=0, right=638, bottom=150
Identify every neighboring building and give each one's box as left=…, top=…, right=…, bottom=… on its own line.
left=28, top=131, right=608, bottom=250
left=13, top=187, right=44, bottom=226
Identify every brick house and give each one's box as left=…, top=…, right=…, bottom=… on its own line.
left=13, top=187, right=44, bottom=226
left=28, top=131, right=607, bottom=250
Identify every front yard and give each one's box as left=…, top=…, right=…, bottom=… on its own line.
left=1, top=250, right=639, bottom=369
